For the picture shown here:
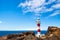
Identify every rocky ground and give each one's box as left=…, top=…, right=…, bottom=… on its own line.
left=41, top=26, right=60, bottom=40
left=0, top=31, right=39, bottom=40
left=0, top=26, right=60, bottom=40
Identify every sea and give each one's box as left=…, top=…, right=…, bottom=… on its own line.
left=0, top=30, right=47, bottom=36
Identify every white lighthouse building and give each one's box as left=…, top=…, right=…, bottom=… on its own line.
left=36, top=18, right=41, bottom=38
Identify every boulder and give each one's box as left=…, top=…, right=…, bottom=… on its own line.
left=42, top=26, right=60, bottom=40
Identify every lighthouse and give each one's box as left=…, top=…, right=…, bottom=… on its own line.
left=36, top=18, right=41, bottom=38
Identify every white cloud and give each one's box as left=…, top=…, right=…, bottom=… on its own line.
left=52, top=4, right=60, bottom=9
left=0, top=21, right=2, bottom=24
left=49, top=10, right=60, bottom=16
left=18, top=0, right=45, bottom=16
left=18, top=0, right=60, bottom=17
left=18, top=0, right=45, bottom=8
left=39, top=7, right=54, bottom=13
left=57, top=0, right=60, bottom=3
left=45, top=0, right=56, bottom=5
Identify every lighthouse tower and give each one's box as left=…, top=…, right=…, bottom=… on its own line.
left=36, top=18, right=41, bottom=38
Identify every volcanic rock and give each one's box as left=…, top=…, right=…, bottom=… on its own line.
left=0, top=31, right=39, bottom=40
left=41, top=26, right=60, bottom=40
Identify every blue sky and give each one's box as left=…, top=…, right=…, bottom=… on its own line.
left=0, top=0, right=60, bottom=30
